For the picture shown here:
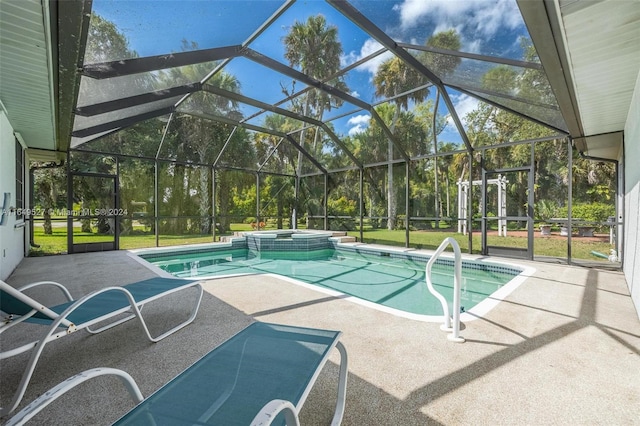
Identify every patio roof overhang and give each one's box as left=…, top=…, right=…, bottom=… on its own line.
left=0, top=0, right=87, bottom=160
left=0, top=1, right=56, bottom=155
left=519, top=0, right=640, bottom=160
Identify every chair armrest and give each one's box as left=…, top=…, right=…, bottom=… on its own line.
left=250, top=399, right=300, bottom=426
left=17, top=281, right=73, bottom=302
left=5, top=368, right=144, bottom=426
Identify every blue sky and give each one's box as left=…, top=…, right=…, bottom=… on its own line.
left=91, top=0, right=533, bottom=145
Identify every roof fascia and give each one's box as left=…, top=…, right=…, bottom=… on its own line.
left=517, top=0, right=584, bottom=146
left=56, top=0, right=92, bottom=151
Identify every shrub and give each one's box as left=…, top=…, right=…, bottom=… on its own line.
left=535, top=200, right=560, bottom=222
left=327, top=196, right=357, bottom=216
left=559, top=203, right=614, bottom=222
left=558, top=202, right=614, bottom=226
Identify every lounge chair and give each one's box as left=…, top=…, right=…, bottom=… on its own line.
left=6, top=322, right=348, bottom=426
left=0, top=277, right=203, bottom=416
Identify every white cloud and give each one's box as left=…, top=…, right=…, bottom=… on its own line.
left=393, top=0, right=433, bottom=29
left=347, top=114, right=371, bottom=126
left=464, top=39, right=483, bottom=55
left=348, top=124, right=368, bottom=136
left=394, top=0, right=523, bottom=39
left=347, top=114, right=371, bottom=136
left=341, top=38, right=393, bottom=76
left=449, top=94, right=479, bottom=127
left=395, top=0, right=476, bottom=30
left=350, top=90, right=360, bottom=98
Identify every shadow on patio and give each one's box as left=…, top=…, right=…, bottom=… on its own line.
left=2, top=251, right=639, bottom=424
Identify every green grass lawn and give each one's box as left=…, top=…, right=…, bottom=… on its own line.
left=30, top=222, right=257, bottom=255
left=349, top=228, right=613, bottom=261
left=30, top=222, right=613, bottom=262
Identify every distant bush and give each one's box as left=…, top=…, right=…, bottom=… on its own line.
left=559, top=202, right=614, bottom=223
left=535, top=200, right=560, bottom=221
left=327, top=196, right=357, bottom=216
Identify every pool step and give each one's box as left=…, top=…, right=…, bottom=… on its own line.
left=334, top=236, right=356, bottom=243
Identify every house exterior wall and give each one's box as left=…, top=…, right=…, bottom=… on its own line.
left=623, top=71, right=640, bottom=320
left=0, top=110, right=26, bottom=280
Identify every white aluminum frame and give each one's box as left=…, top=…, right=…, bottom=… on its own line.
left=0, top=278, right=203, bottom=416
left=5, top=326, right=348, bottom=426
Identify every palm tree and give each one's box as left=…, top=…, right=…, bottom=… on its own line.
left=158, top=44, right=243, bottom=234
left=418, top=29, right=462, bottom=77
left=420, top=30, right=462, bottom=227
left=283, top=14, right=342, bottom=84
left=374, top=57, right=429, bottom=230
left=283, top=14, right=348, bottom=226
left=372, top=30, right=462, bottom=230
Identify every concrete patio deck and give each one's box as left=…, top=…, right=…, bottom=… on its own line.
left=1, top=250, right=639, bottom=425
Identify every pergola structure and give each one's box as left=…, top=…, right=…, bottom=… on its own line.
left=457, top=175, right=508, bottom=236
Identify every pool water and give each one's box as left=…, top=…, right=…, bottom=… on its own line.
left=140, top=248, right=521, bottom=318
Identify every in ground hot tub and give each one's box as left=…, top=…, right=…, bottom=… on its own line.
left=245, top=230, right=334, bottom=256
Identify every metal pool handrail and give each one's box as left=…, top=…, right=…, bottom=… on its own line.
left=425, top=237, right=465, bottom=343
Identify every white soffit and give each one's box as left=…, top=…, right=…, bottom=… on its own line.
left=26, top=147, right=64, bottom=162
left=558, top=0, right=640, bottom=137
left=0, top=0, right=56, bottom=150
left=574, top=131, right=623, bottom=159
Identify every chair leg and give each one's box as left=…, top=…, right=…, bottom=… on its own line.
left=1, top=286, right=133, bottom=415
left=0, top=311, right=39, bottom=360
left=250, top=400, right=300, bottom=426
left=85, top=313, right=137, bottom=334
left=133, top=284, right=204, bottom=343
left=331, top=341, right=349, bottom=426
left=4, top=368, right=144, bottom=426
left=0, top=316, right=73, bottom=416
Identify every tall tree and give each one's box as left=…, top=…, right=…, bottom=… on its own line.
left=373, top=29, right=461, bottom=229
left=33, top=165, right=66, bottom=235
left=81, top=14, right=149, bottom=102
left=420, top=30, right=462, bottom=226
left=374, top=58, right=428, bottom=229
left=418, top=29, right=462, bottom=76
left=158, top=41, right=244, bottom=234
left=283, top=14, right=348, bottom=226
left=258, top=115, right=300, bottom=228
left=413, top=100, right=451, bottom=222
left=71, top=14, right=157, bottom=239
left=462, top=38, right=571, bottom=229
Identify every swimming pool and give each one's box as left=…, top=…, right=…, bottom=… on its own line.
left=133, top=241, right=534, bottom=322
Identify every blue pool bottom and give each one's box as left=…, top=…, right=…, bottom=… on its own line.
left=139, top=246, right=522, bottom=317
